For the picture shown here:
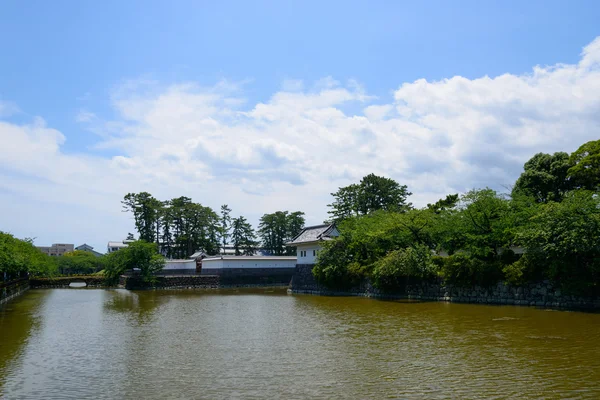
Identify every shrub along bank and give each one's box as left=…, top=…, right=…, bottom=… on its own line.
left=313, top=140, right=600, bottom=297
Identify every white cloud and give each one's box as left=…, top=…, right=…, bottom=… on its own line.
left=76, top=110, right=97, bottom=123
left=2, top=37, right=600, bottom=251
left=0, top=100, right=19, bottom=117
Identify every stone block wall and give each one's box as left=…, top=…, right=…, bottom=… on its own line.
left=290, top=265, right=600, bottom=310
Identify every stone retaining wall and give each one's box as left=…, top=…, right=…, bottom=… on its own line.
left=0, top=278, right=30, bottom=305
left=290, top=264, right=600, bottom=310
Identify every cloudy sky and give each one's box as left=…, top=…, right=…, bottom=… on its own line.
left=1, top=1, right=600, bottom=252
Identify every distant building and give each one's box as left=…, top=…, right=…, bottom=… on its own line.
left=75, top=243, right=103, bottom=257
left=286, top=223, right=339, bottom=264
left=107, top=240, right=129, bottom=253
left=36, top=243, right=74, bottom=257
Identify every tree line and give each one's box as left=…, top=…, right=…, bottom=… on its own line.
left=314, top=139, right=600, bottom=296
left=0, top=233, right=57, bottom=281
left=3, top=138, right=597, bottom=293
left=122, top=194, right=305, bottom=257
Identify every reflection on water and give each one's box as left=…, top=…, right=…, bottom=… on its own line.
left=0, top=290, right=48, bottom=393
left=1, top=288, right=600, bottom=399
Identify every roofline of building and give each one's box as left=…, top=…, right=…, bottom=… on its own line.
left=286, top=223, right=338, bottom=246
left=285, top=238, right=334, bottom=246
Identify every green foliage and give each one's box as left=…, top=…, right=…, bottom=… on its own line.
left=258, top=211, right=305, bottom=255
left=57, top=250, right=103, bottom=275
left=502, top=257, right=532, bottom=287
left=512, top=152, right=571, bottom=203
left=427, top=194, right=459, bottom=214
left=220, top=204, right=232, bottom=251
left=327, top=173, right=412, bottom=221
left=0, top=232, right=57, bottom=279
left=231, top=216, right=258, bottom=255
left=122, top=192, right=162, bottom=243
left=515, top=191, right=600, bottom=294
left=124, top=193, right=221, bottom=258
left=103, top=241, right=165, bottom=284
left=439, top=189, right=512, bottom=259
left=436, top=253, right=503, bottom=287
left=312, top=239, right=365, bottom=290
left=313, top=209, right=439, bottom=289
left=567, top=139, right=600, bottom=191
left=371, top=245, right=436, bottom=291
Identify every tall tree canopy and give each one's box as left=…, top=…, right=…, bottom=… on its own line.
left=258, top=211, right=305, bottom=255
left=123, top=193, right=220, bottom=258
left=328, top=174, right=412, bottom=221
left=122, top=192, right=162, bottom=243
left=231, top=216, right=258, bottom=256
left=567, top=139, right=600, bottom=191
left=220, top=204, right=232, bottom=253
left=511, top=152, right=571, bottom=203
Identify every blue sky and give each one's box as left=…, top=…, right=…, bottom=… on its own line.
left=1, top=1, right=600, bottom=252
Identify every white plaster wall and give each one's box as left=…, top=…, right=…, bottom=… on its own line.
left=202, top=259, right=224, bottom=269
left=164, top=260, right=197, bottom=270
left=202, top=258, right=296, bottom=269
left=296, top=244, right=322, bottom=264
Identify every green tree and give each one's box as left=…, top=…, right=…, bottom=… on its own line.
left=231, top=216, right=258, bottom=255
left=122, top=192, right=162, bottom=243
left=220, top=204, right=232, bottom=254
left=104, top=241, right=165, bottom=284
left=514, top=190, right=600, bottom=294
left=0, top=232, right=57, bottom=280
left=427, top=194, right=459, bottom=214
left=442, top=189, right=512, bottom=259
left=58, top=250, right=103, bottom=275
left=567, top=139, right=600, bottom=191
left=328, top=174, right=412, bottom=221
left=371, top=244, right=436, bottom=291
left=512, top=152, right=571, bottom=203
left=258, top=211, right=305, bottom=255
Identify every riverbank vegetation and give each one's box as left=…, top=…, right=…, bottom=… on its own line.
left=0, top=232, right=57, bottom=280
left=103, top=241, right=165, bottom=284
left=314, top=139, right=600, bottom=296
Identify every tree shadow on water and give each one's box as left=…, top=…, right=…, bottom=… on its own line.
left=103, top=290, right=169, bottom=323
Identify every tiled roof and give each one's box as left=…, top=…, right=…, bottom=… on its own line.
left=189, top=251, right=206, bottom=259
left=286, top=224, right=338, bottom=246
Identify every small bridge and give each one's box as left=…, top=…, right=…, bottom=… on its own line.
left=29, top=276, right=106, bottom=289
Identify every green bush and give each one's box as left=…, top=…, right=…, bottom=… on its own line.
left=371, top=244, right=435, bottom=291
left=312, top=240, right=366, bottom=290
left=502, top=259, right=527, bottom=286
left=437, top=253, right=503, bottom=287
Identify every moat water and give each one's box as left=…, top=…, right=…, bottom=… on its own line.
left=1, top=288, right=600, bottom=399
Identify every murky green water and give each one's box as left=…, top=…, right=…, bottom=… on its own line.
left=1, top=289, right=600, bottom=399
